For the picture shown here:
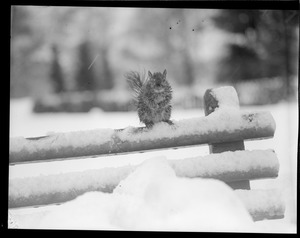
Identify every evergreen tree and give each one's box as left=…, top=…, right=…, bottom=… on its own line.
left=98, top=47, right=114, bottom=90
left=75, top=41, right=96, bottom=92
left=50, top=44, right=65, bottom=93
left=212, top=9, right=298, bottom=90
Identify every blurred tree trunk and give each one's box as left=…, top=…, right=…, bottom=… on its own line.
left=10, top=7, right=37, bottom=98
left=282, top=10, right=292, bottom=100
left=98, top=46, right=114, bottom=90
left=182, top=49, right=195, bottom=86
left=50, top=44, right=65, bottom=94
left=75, top=40, right=96, bottom=92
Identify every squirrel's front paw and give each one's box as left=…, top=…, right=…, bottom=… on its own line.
left=164, top=120, right=177, bottom=130
left=145, top=122, right=155, bottom=129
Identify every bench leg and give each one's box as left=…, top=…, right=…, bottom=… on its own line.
left=204, top=88, right=250, bottom=190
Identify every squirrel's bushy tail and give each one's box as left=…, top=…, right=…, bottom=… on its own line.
left=125, top=71, right=148, bottom=100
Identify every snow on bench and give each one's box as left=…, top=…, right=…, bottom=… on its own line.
left=235, top=189, right=285, bottom=221
left=9, top=149, right=283, bottom=222
left=9, top=86, right=284, bottom=221
left=9, top=110, right=275, bottom=164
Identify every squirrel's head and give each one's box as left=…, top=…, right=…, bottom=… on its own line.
left=148, top=69, right=167, bottom=81
left=148, top=69, right=168, bottom=93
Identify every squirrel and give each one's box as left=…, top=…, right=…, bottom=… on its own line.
left=125, top=69, right=173, bottom=128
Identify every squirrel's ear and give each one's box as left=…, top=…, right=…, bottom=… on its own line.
left=163, top=69, right=167, bottom=78
left=148, top=71, right=152, bottom=78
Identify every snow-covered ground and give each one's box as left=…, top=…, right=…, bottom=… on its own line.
left=9, top=97, right=297, bottom=232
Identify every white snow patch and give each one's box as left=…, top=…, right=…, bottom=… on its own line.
left=9, top=149, right=278, bottom=202
left=10, top=128, right=115, bottom=155
left=235, top=189, right=285, bottom=218
left=171, top=149, right=278, bottom=178
left=9, top=165, right=134, bottom=199
left=10, top=157, right=255, bottom=231
left=210, top=86, right=240, bottom=110
left=10, top=109, right=275, bottom=158
left=118, top=109, right=275, bottom=143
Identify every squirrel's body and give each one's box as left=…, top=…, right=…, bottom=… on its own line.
left=125, top=69, right=173, bottom=128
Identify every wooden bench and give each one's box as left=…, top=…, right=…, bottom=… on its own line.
left=9, top=86, right=285, bottom=221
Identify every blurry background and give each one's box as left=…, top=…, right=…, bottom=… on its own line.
left=11, top=7, right=298, bottom=113
left=9, top=7, right=298, bottom=229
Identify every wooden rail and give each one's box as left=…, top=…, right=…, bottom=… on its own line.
left=9, top=110, right=275, bottom=164
left=9, top=149, right=279, bottom=209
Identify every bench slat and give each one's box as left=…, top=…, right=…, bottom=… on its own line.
left=9, top=149, right=279, bottom=208
left=235, top=189, right=285, bottom=221
left=9, top=110, right=276, bottom=164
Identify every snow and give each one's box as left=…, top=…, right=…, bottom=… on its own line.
left=9, top=157, right=287, bottom=231
left=235, top=189, right=285, bottom=219
left=243, top=102, right=298, bottom=228
left=9, top=149, right=279, bottom=207
left=10, top=104, right=276, bottom=163
left=9, top=157, right=256, bottom=231
left=9, top=165, right=134, bottom=200
left=170, top=149, right=279, bottom=179
left=10, top=128, right=115, bottom=156
left=210, top=86, right=240, bottom=110
left=8, top=97, right=297, bottom=232
left=118, top=109, right=275, bottom=143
